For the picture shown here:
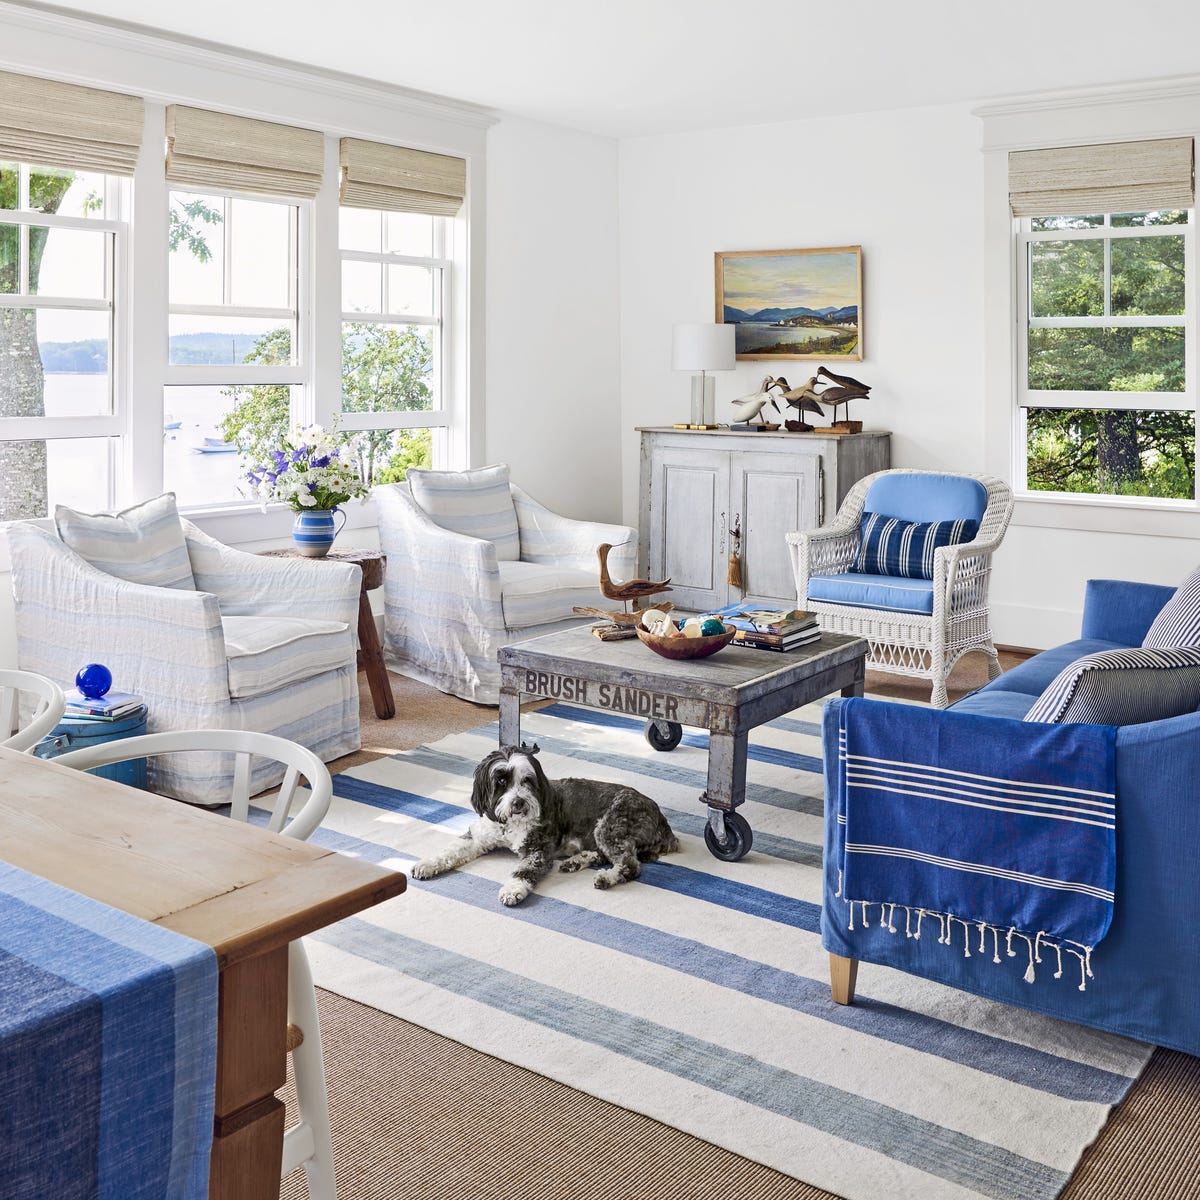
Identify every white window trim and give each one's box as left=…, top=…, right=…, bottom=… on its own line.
left=0, top=5, right=492, bottom=552
left=978, top=79, right=1200, bottom=539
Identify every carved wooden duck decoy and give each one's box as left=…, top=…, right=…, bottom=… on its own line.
left=596, top=543, right=672, bottom=609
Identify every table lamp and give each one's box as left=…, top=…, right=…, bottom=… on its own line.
left=672, top=322, right=736, bottom=429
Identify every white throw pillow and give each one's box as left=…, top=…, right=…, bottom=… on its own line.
left=408, top=464, right=520, bottom=562
left=54, top=493, right=196, bottom=590
left=1023, top=645, right=1200, bottom=725
left=1143, top=564, right=1200, bottom=647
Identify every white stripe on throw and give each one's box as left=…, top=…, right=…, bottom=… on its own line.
left=843, top=843, right=1115, bottom=902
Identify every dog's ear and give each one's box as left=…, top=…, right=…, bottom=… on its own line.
left=520, top=741, right=540, bottom=756
left=470, top=750, right=505, bottom=818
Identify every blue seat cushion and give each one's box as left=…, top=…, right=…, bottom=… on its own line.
left=808, top=572, right=934, bottom=615
left=984, top=637, right=1127, bottom=696
left=950, top=689, right=1038, bottom=720
left=864, top=473, right=988, bottom=524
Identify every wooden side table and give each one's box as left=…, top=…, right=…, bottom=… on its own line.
left=260, top=546, right=396, bottom=720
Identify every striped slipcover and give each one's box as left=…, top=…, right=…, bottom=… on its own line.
left=378, top=480, right=637, bottom=705
left=8, top=519, right=361, bottom=805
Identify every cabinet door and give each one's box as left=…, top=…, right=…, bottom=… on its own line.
left=733, top=451, right=820, bottom=607
left=647, top=444, right=730, bottom=611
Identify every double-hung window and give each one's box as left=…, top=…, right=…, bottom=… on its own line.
left=1011, top=138, right=1195, bottom=502
left=165, top=188, right=305, bottom=508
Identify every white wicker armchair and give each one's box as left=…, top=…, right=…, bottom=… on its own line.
left=787, top=469, right=1014, bottom=707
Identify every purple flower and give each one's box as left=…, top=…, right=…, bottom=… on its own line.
left=311, top=454, right=331, bottom=468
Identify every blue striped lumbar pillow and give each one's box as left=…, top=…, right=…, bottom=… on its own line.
left=1143, top=565, right=1200, bottom=647
left=54, top=492, right=195, bottom=590
left=407, top=463, right=520, bottom=562
left=1024, top=645, right=1200, bottom=725
left=852, top=510, right=978, bottom=580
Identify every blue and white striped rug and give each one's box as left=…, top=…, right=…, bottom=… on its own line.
left=303, top=702, right=1151, bottom=1200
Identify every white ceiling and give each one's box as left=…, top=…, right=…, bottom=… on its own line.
left=34, top=0, right=1200, bottom=137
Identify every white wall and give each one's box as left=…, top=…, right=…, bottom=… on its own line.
left=616, top=102, right=986, bottom=527
left=485, top=117, right=623, bottom=522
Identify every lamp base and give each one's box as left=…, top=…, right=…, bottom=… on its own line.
left=690, top=373, right=717, bottom=427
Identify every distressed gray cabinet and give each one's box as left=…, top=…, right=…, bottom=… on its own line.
left=636, top=427, right=891, bottom=611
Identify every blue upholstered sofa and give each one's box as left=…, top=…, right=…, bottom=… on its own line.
left=821, top=577, right=1200, bottom=1056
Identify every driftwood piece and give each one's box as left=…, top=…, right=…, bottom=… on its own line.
left=573, top=603, right=675, bottom=627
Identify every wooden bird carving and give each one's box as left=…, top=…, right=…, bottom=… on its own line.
left=596, top=543, right=672, bottom=609
left=730, top=376, right=782, bottom=425
left=769, top=375, right=825, bottom=420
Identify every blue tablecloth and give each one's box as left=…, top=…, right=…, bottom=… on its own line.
left=0, top=861, right=218, bottom=1200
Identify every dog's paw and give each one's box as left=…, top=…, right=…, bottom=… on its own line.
left=409, top=859, right=441, bottom=881
left=593, top=872, right=613, bottom=890
left=498, top=881, right=531, bottom=906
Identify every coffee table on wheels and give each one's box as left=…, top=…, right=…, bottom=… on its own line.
left=497, top=626, right=867, bottom=861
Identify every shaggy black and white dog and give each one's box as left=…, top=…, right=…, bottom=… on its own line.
left=410, top=743, right=679, bottom=906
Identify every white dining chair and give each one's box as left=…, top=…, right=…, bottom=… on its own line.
left=54, top=728, right=339, bottom=1200
left=0, top=669, right=66, bottom=753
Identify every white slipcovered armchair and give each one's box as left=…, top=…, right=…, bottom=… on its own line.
left=7, top=494, right=361, bottom=804
left=376, top=464, right=637, bottom=704
left=787, top=469, right=1014, bottom=707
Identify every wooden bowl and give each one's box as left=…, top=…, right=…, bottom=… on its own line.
left=635, top=621, right=736, bottom=660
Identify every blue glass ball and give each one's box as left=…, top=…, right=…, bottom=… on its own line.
left=75, top=662, right=113, bottom=699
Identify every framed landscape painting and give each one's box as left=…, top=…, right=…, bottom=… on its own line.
left=715, top=246, right=863, bottom=360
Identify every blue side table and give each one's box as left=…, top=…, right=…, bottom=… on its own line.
left=34, top=705, right=149, bottom=788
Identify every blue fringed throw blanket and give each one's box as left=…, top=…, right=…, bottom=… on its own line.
left=836, top=699, right=1117, bottom=991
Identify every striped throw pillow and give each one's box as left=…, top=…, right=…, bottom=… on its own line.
left=54, top=493, right=195, bottom=590
left=408, top=464, right=520, bottom=562
left=852, top=511, right=978, bottom=580
left=1024, top=646, right=1200, bottom=725
left=1143, top=565, right=1200, bottom=647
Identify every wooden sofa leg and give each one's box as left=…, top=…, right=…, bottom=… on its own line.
left=830, top=953, right=859, bottom=1005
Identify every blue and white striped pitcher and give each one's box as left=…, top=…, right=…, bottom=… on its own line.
left=292, top=507, right=346, bottom=557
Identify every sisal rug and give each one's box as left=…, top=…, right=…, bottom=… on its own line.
left=299, top=701, right=1152, bottom=1200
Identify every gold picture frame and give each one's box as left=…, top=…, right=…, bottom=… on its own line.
left=715, top=246, right=863, bottom=361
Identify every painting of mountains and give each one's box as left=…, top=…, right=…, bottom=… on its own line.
left=715, top=246, right=863, bottom=360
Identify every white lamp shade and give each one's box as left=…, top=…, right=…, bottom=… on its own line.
left=672, top=322, right=736, bottom=372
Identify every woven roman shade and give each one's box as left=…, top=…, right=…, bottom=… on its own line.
left=0, top=70, right=143, bottom=175
left=1009, top=137, right=1195, bottom=218
left=339, top=138, right=465, bottom=215
left=165, top=105, right=323, bottom=198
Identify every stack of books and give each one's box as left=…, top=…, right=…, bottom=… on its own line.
left=62, top=688, right=145, bottom=722
left=703, top=605, right=821, bottom=652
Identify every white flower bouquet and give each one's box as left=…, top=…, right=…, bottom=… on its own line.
left=243, top=424, right=369, bottom=511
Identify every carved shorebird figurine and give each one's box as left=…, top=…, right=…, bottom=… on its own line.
left=769, top=375, right=825, bottom=420
left=596, top=543, right=672, bottom=611
left=730, top=376, right=782, bottom=425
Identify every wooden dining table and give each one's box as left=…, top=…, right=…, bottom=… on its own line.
left=0, top=746, right=406, bottom=1200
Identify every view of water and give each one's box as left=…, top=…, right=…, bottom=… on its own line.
left=733, top=322, right=853, bottom=354
left=42, top=375, right=246, bottom=511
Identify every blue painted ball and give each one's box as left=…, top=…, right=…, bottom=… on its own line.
left=75, top=662, right=113, bottom=699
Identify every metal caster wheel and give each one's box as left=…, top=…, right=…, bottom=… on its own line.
left=644, top=719, right=683, bottom=752
left=704, top=810, right=753, bottom=861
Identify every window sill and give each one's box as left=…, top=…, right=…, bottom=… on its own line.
left=1013, top=492, right=1200, bottom=539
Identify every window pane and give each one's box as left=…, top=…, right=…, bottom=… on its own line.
left=339, top=207, right=381, bottom=253
left=28, top=165, right=76, bottom=215
left=1027, top=326, right=1185, bottom=393
left=1111, top=210, right=1189, bottom=228
left=1026, top=408, right=1195, bottom=499
left=342, top=260, right=381, bottom=314
left=36, top=168, right=108, bottom=220
left=168, top=316, right=293, bottom=366
left=1030, top=240, right=1103, bottom=317
left=163, top=383, right=300, bottom=507
left=229, top=197, right=291, bottom=308
left=1110, top=235, right=1185, bottom=316
left=0, top=436, right=115, bottom=522
left=342, top=321, right=433, bottom=413
left=385, top=211, right=433, bottom=257
left=358, top=426, right=434, bottom=486
left=386, top=264, right=434, bottom=316
left=169, top=192, right=226, bottom=306
left=0, top=162, right=15, bottom=210
left=1031, top=215, right=1104, bottom=231
left=29, top=225, right=108, bottom=299
left=0, top=222, right=15, bottom=292
left=35, top=308, right=112, bottom=416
